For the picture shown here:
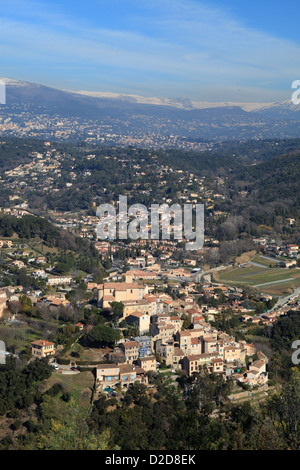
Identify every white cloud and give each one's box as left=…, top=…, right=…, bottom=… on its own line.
left=0, top=0, right=299, bottom=100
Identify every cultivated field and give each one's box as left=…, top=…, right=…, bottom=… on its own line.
left=217, top=258, right=300, bottom=295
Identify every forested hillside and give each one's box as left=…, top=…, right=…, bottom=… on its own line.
left=0, top=214, right=105, bottom=275
left=0, top=137, right=299, bottom=241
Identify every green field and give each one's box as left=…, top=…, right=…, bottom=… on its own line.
left=217, top=262, right=300, bottom=295
left=40, top=371, right=95, bottom=408
left=251, top=254, right=280, bottom=268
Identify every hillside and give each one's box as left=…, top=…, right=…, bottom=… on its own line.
left=0, top=214, right=105, bottom=276
left=237, top=152, right=300, bottom=204
left=1, top=78, right=300, bottom=146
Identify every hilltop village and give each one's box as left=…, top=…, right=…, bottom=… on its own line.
left=0, top=219, right=299, bottom=398
left=0, top=138, right=300, bottom=451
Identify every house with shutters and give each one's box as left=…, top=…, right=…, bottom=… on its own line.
left=136, top=356, right=157, bottom=373
left=31, top=340, right=55, bottom=358
left=96, top=363, right=148, bottom=391
left=119, top=340, right=140, bottom=364
left=125, top=312, right=151, bottom=335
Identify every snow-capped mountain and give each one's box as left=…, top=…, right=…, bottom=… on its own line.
left=0, top=77, right=299, bottom=144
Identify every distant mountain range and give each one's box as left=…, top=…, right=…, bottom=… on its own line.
left=70, top=88, right=300, bottom=114
left=0, top=77, right=300, bottom=147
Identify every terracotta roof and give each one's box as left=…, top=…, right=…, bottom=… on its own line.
left=158, top=324, right=174, bottom=330
left=128, top=312, right=146, bottom=318
left=140, top=356, right=156, bottom=362
left=119, top=364, right=136, bottom=374
left=97, top=363, right=120, bottom=370
left=191, top=338, right=201, bottom=344
left=31, top=340, right=54, bottom=347
left=250, top=359, right=265, bottom=369
left=48, top=298, right=63, bottom=306
left=203, top=336, right=215, bottom=342
left=186, top=354, right=202, bottom=361
left=104, top=282, right=145, bottom=290
left=193, top=316, right=205, bottom=322
left=103, top=295, right=116, bottom=301
left=174, top=347, right=185, bottom=356
left=120, top=341, right=140, bottom=348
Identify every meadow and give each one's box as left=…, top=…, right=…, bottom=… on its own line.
left=217, top=261, right=300, bottom=296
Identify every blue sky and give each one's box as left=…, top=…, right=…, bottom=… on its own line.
left=0, top=0, right=299, bottom=102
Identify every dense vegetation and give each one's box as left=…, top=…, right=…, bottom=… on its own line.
left=0, top=356, right=53, bottom=415
left=86, top=324, right=121, bottom=347
left=2, top=358, right=300, bottom=450
left=0, top=214, right=60, bottom=241
left=235, top=151, right=300, bottom=214
left=0, top=214, right=105, bottom=275
left=0, top=137, right=300, bottom=450
left=0, top=138, right=46, bottom=171
left=271, top=311, right=300, bottom=352
left=0, top=137, right=299, bottom=242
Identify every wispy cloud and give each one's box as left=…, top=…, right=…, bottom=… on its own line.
left=0, top=0, right=299, bottom=100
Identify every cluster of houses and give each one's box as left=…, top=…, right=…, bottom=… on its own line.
left=92, top=275, right=269, bottom=391
left=0, top=286, right=73, bottom=320
left=254, top=238, right=299, bottom=261
left=2, top=232, right=293, bottom=396
left=95, top=275, right=257, bottom=324
left=241, top=295, right=300, bottom=326
left=95, top=322, right=268, bottom=391
left=25, top=268, right=271, bottom=394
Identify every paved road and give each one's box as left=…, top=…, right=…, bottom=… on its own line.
left=249, top=261, right=267, bottom=269
left=268, top=287, right=300, bottom=311
left=254, top=278, right=295, bottom=288
left=49, top=360, right=80, bottom=374
left=260, top=255, right=281, bottom=264
left=199, top=265, right=228, bottom=283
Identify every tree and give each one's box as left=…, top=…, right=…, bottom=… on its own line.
left=267, top=368, right=300, bottom=449
left=92, top=267, right=104, bottom=283
left=10, top=419, right=22, bottom=434
left=87, top=324, right=121, bottom=347
left=23, top=357, right=54, bottom=384
left=7, top=300, right=21, bottom=316
left=271, top=310, right=300, bottom=352
left=109, top=301, right=124, bottom=326
left=270, top=351, right=283, bottom=378
left=181, top=314, right=192, bottom=330
left=0, top=357, right=53, bottom=416
left=19, top=294, right=34, bottom=316
left=34, top=397, right=116, bottom=450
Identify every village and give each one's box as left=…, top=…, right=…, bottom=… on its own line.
left=1, top=0, right=300, bottom=449
left=1, top=231, right=299, bottom=405
left=0, top=141, right=299, bottom=410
